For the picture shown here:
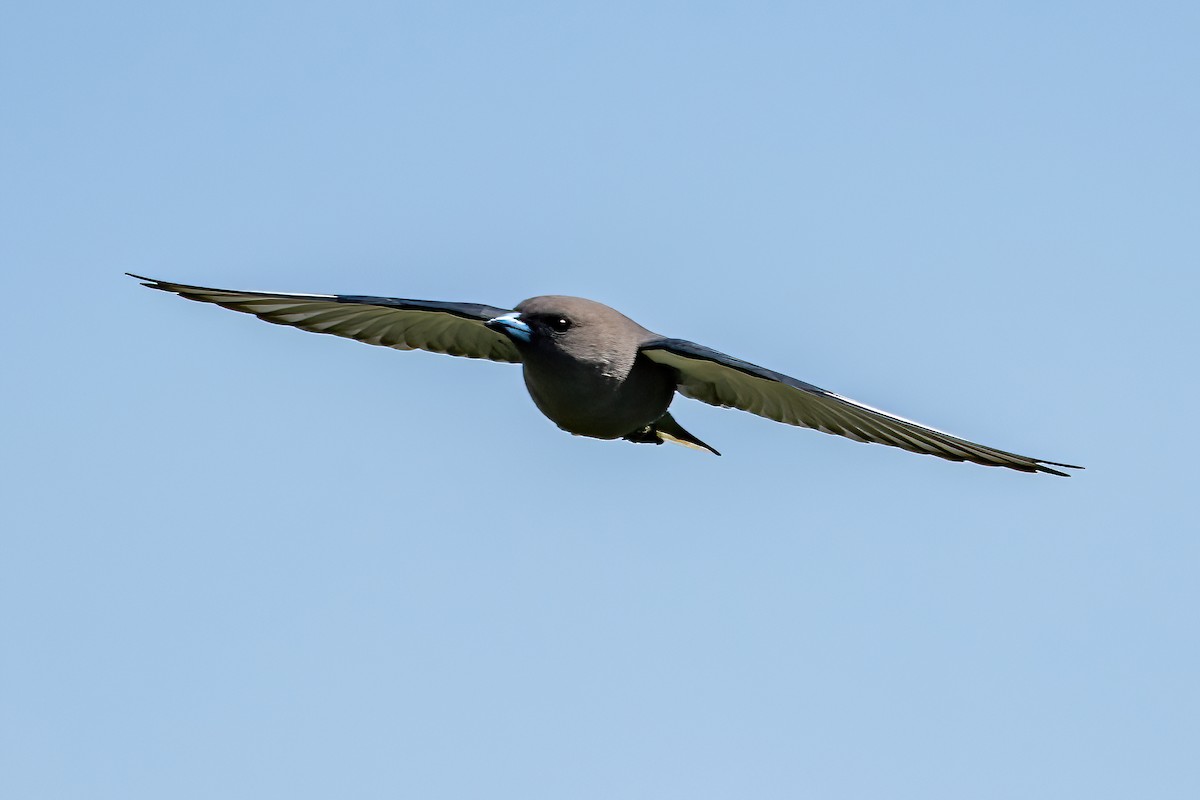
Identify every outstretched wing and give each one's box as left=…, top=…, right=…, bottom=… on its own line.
left=130, top=274, right=521, bottom=363
left=641, top=338, right=1081, bottom=476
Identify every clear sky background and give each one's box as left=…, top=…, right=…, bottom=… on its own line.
left=2, top=2, right=1197, bottom=798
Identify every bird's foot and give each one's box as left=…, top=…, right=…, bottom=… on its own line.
left=622, top=426, right=663, bottom=445
left=621, top=415, right=720, bottom=455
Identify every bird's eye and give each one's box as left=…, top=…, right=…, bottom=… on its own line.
left=550, top=317, right=571, bottom=333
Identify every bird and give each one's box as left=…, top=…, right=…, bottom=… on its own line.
left=129, top=273, right=1082, bottom=476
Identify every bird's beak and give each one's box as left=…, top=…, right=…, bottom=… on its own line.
left=485, top=312, right=532, bottom=343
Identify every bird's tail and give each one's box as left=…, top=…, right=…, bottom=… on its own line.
left=651, top=412, right=720, bottom=456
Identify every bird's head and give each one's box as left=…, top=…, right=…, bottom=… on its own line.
left=486, top=295, right=653, bottom=371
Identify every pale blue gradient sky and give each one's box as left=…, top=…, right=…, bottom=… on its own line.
left=2, top=2, right=1197, bottom=798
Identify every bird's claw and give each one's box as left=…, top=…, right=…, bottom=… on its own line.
left=622, top=426, right=663, bottom=446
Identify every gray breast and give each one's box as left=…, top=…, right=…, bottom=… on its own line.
left=521, top=352, right=675, bottom=439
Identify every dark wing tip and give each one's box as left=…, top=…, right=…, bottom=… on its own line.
left=126, top=272, right=170, bottom=290
left=1035, top=460, right=1084, bottom=478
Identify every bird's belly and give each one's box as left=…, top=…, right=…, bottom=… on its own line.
left=522, top=359, right=674, bottom=439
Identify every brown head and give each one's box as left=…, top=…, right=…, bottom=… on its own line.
left=486, top=295, right=658, bottom=374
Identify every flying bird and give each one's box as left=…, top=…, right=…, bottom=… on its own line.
left=129, top=274, right=1081, bottom=476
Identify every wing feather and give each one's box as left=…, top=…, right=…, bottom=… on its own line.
left=642, top=338, right=1081, bottom=476
left=130, top=274, right=522, bottom=363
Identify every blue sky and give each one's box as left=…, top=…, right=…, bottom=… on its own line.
left=2, top=2, right=1197, bottom=798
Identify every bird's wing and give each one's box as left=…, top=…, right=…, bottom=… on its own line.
left=640, top=338, right=1081, bottom=476
left=130, top=274, right=522, bottom=363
